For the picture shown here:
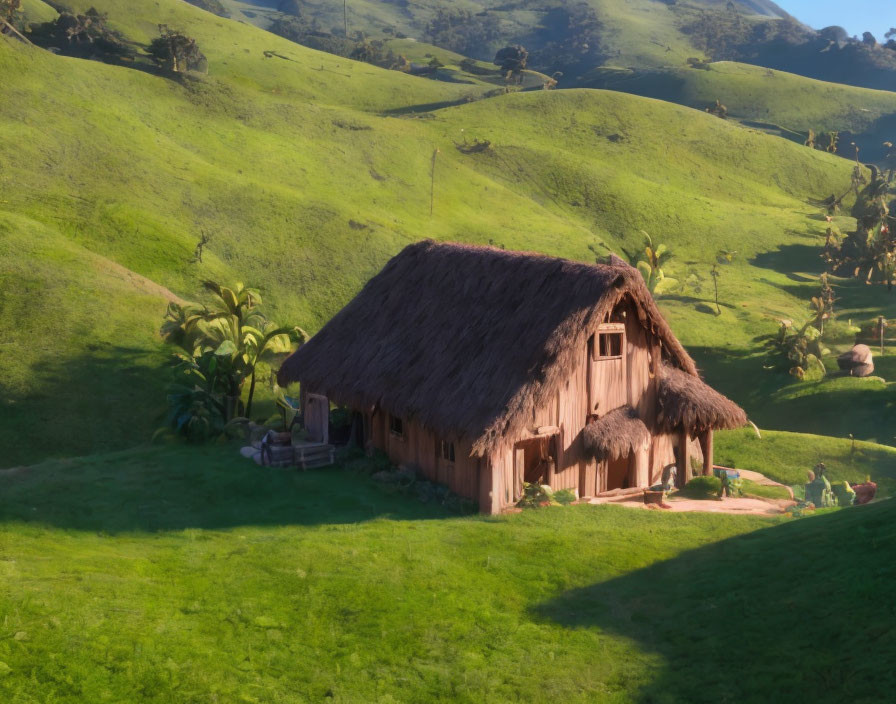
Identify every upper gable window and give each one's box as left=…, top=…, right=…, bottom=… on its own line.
left=598, top=332, right=623, bottom=358
left=593, top=325, right=624, bottom=361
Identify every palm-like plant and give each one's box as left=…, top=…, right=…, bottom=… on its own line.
left=161, top=281, right=307, bottom=431
left=809, top=296, right=829, bottom=334
left=622, top=232, right=675, bottom=295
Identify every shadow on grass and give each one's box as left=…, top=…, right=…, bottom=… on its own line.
left=750, top=244, right=824, bottom=276
left=533, top=500, right=896, bottom=703
left=0, top=444, right=457, bottom=532
left=1, top=345, right=169, bottom=468
left=686, top=345, right=896, bottom=446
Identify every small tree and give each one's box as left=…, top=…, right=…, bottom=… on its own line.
left=706, top=99, right=728, bottom=118
left=192, top=229, right=211, bottom=263
left=0, top=0, right=20, bottom=26
left=148, top=25, right=207, bottom=74
left=707, top=249, right=736, bottom=315
left=493, top=45, right=528, bottom=84
left=709, top=264, right=722, bottom=314
left=765, top=320, right=829, bottom=380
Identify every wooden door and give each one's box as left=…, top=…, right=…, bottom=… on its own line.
left=606, top=455, right=631, bottom=491
left=304, top=393, right=329, bottom=444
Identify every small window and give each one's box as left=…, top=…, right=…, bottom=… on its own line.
left=595, top=331, right=623, bottom=360
left=389, top=415, right=404, bottom=438
left=440, top=440, right=455, bottom=463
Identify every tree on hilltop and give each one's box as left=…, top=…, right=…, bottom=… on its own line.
left=494, top=45, right=528, bottom=83
left=148, top=25, right=207, bottom=74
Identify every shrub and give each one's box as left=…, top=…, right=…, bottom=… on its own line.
left=553, top=489, right=576, bottom=505
left=680, top=476, right=721, bottom=499
left=517, top=482, right=555, bottom=508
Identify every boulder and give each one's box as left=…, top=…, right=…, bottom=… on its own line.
left=837, top=344, right=874, bottom=377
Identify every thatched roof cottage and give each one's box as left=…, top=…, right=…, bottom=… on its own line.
left=278, top=241, right=746, bottom=513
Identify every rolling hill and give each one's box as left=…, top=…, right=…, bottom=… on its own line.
left=188, top=0, right=896, bottom=163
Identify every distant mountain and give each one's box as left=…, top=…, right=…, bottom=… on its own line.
left=214, top=0, right=895, bottom=93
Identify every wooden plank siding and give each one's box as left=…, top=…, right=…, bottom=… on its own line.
left=366, top=410, right=482, bottom=505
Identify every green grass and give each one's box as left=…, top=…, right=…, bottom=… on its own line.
left=679, top=475, right=792, bottom=500
left=717, top=427, right=896, bottom=495
left=583, top=61, right=896, bottom=159
left=2, top=443, right=892, bottom=702
left=1, top=0, right=871, bottom=467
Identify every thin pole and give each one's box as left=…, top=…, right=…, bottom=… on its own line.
left=344, top=0, right=348, bottom=37
left=430, top=148, right=440, bottom=217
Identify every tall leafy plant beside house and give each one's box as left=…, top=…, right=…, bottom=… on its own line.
left=621, top=231, right=676, bottom=295
left=160, top=281, right=307, bottom=440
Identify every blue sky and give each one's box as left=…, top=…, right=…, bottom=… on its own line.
left=778, top=1, right=896, bottom=40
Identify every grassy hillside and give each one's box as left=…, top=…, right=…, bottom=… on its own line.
left=716, top=428, right=896, bottom=494
left=584, top=61, right=896, bottom=160
left=2, top=0, right=889, bottom=467
left=0, top=444, right=891, bottom=701
left=214, top=0, right=787, bottom=68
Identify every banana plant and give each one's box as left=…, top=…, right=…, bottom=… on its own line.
left=809, top=296, right=829, bottom=335
left=622, top=231, right=675, bottom=295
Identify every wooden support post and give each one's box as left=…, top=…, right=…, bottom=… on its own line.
left=676, top=428, right=690, bottom=488
left=700, top=430, right=714, bottom=477
left=632, top=445, right=649, bottom=487
left=479, top=458, right=497, bottom=514
left=513, top=446, right=525, bottom=502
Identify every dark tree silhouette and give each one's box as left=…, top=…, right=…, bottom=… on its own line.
left=0, top=0, right=20, bottom=25
left=148, top=25, right=207, bottom=74
left=493, top=45, right=528, bottom=83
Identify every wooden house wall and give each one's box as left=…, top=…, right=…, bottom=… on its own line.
left=366, top=410, right=483, bottom=505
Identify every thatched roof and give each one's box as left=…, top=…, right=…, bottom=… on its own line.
left=656, top=364, right=747, bottom=434
left=279, top=240, right=698, bottom=456
left=583, top=406, right=650, bottom=461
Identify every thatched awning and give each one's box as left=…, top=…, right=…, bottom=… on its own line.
left=656, top=364, right=747, bottom=434
left=278, top=240, right=698, bottom=457
left=583, top=406, right=650, bottom=461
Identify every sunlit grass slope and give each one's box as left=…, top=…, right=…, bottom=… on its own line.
left=221, top=0, right=786, bottom=68
left=0, top=0, right=878, bottom=467
left=0, top=444, right=892, bottom=702
left=584, top=61, right=896, bottom=156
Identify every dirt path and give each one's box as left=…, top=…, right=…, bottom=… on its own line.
left=94, top=254, right=187, bottom=304
left=589, top=494, right=793, bottom=516
left=587, top=467, right=795, bottom=516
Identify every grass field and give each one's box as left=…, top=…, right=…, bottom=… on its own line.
left=0, top=444, right=892, bottom=702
